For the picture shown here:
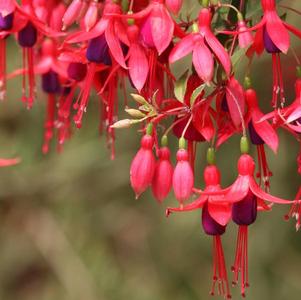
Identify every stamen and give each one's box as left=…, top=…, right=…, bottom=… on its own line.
left=231, top=225, right=250, bottom=297
left=42, top=94, right=56, bottom=154
left=210, top=236, right=231, bottom=299
left=73, top=63, right=96, bottom=128
left=256, top=144, right=272, bottom=192
left=0, top=39, right=6, bottom=100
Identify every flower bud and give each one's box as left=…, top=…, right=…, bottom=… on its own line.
left=130, top=134, right=156, bottom=198
left=172, top=148, right=194, bottom=204
left=238, top=20, right=253, bottom=49
left=62, top=0, right=83, bottom=30
left=151, top=147, right=173, bottom=203
left=84, top=0, right=98, bottom=32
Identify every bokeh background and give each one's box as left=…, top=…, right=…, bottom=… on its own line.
left=0, top=1, right=301, bottom=299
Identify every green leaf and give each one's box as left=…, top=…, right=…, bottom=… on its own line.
left=174, top=70, right=189, bottom=103
left=190, top=84, right=206, bottom=105
left=231, top=47, right=247, bottom=72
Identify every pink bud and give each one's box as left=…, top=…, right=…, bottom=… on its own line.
left=238, top=20, right=253, bottom=49
left=172, top=149, right=194, bottom=204
left=165, top=0, right=183, bottom=15
left=130, top=135, right=156, bottom=198
left=151, top=147, right=173, bottom=203
left=84, top=0, right=98, bottom=31
left=62, top=0, right=83, bottom=30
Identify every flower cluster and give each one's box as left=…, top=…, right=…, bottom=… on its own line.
left=1, top=0, right=301, bottom=298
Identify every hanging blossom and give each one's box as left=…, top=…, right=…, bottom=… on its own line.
left=0, top=0, right=301, bottom=298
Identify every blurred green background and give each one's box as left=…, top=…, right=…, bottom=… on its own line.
left=0, top=1, right=301, bottom=299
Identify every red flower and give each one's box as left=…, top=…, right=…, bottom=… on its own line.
left=169, top=8, right=231, bottom=83
left=167, top=163, right=232, bottom=299
left=66, top=0, right=129, bottom=69
left=249, top=0, right=301, bottom=55
left=129, top=0, right=175, bottom=55
left=245, top=88, right=278, bottom=190
left=223, top=151, right=294, bottom=296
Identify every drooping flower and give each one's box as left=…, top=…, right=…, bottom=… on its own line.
left=221, top=138, right=294, bottom=296
left=167, top=154, right=232, bottom=299
left=66, top=0, right=129, bottom=69
left=245, top=87, right=278, bottom=190
left=169, top=8, right=231, bottom=83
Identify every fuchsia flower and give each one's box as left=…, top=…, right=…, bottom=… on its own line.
left=245, top=88, right=278, bottom=190
left=222, top=148, right=294, bottom=297
left=66, top=0, right=128, bottom=69
left=169, top=8, right=231, bottom=83
left=246, top=88, right=278, bottom=153
left=248, top=0, right=301, bottom=108
left=167, top=160, right=232, bottom=299
left=128, top=0, right=175, bottom=55
left=130, top=124, right=156, bottom=198
left=249, top=0, right=301, bottom=55
left=1, top=1, right=301, bottom=297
